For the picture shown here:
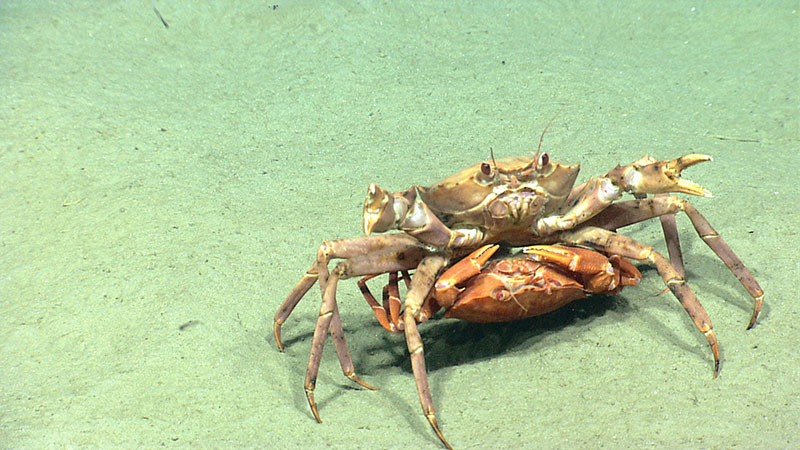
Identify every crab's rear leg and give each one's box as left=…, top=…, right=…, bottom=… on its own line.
left=654, top=195, right=686, bottom=277
left=586, top=195, right=764, bottom=328
left=560, top=226, right=721, bottom=377
left=358, top=272, right=402, bottom=333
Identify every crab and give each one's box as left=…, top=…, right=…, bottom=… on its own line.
left=358, top=243, right=642, bottom=332
left=273, top=123, right=764, bottom=449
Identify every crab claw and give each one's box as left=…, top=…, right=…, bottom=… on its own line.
left=363, top=183, right=396, bottom=235
left=608, top=153, right=713, bottom=197
left=523, top=245, right=640, bottom=294
left=434, top=244, right=499, bottom=308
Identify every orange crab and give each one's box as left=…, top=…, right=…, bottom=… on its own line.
left=360, top=244, right=641, bottom=332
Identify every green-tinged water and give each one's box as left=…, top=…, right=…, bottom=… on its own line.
left=2, top=2, right=798, bottom=448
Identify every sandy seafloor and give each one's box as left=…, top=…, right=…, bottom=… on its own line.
left=1, top=2, right=798, bottom=449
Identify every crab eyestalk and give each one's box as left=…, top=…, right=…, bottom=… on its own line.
left=363, top=183, right=399, bottom=235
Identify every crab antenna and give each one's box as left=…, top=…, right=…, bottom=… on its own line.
left=489, top=147, right=498, bottom=171
left=533, top=105, right=566, bottom=166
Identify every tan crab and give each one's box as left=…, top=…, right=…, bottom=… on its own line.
left=274, top=124, right=764, bottom=449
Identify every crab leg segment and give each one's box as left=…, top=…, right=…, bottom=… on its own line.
left=274, top=234, right=423, bottom=350
left=276, top=236, right=383, bottom=351
left=304, top=272, right=379, bottom=424
left=560, top=226, right=721, bottom=377
left=274, top=263, right=318, bottom=352
left=328, top=304, right=376, bottom=389
left=654, top=194, right=686, bottom=277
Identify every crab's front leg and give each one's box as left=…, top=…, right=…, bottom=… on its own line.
left=363, top=183, right=483, bottom=248
left=533, top=154, right=713, bottom=236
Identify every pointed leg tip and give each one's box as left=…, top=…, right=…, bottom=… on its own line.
left=747, top=296, right=763, bottom=330
left=274, top=323, right=285, bottom=352
left=426, top=414, right=453, bottom=450
left=348, top=373, right=379, bottom=391
left=362, top=380, right=379, bottom=391
left=746, top=312, right=758, bottom=330
left=703, top=329, right=720, bottom=379
left=305, top=390, right=322, bottom=423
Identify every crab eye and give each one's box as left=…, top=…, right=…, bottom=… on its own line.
left=493, top=288, right=510, bottom=303
left=538, top=152, right=549, bottom=168
left=480, top=162, right=492, bottom=176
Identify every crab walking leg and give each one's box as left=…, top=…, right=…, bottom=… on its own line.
left=328, top=303, right=377, bottom=390
left=305, top=269, right=340, bottom=422
left=560, top=226, right=721, bottom=377
left=304, top=243, right=427, bottom=423
left=658, top=204, right=686, bottom=277
left=358, top=274, right=394, bottom=332
left=357, top=273, right=403, bottom=333
left=274, top=239, right=351, bottom=351
left=359, top=269, right=435, bottom=334
left=278, top=276, right=375, bottom=387
left=402, top=255, right=452, bottom=450
left=585, top=196, right=764, bottom=328
left=635, top=193, right=686, bottom=277
left=387, top=271, right=404, bottom=331
left=274, top=234, right=423, bottom=351
left=274, top=263, right=318, bottom=351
